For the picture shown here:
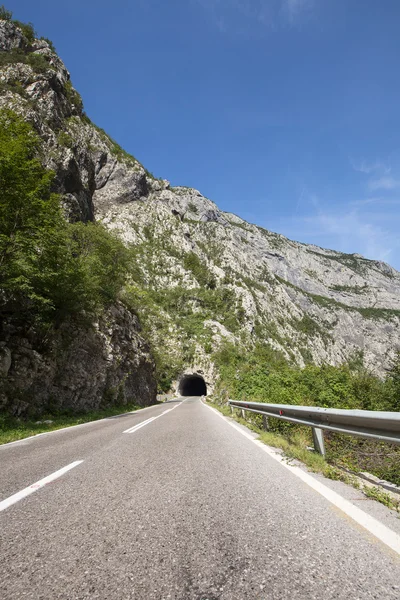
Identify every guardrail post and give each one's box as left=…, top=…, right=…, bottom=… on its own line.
left=241, top=409, right=246, bottom=420
left=262, top=415, right=269, bottom=431
left=312, top=427, right=326, bottom=456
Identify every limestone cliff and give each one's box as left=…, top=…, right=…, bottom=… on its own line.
left=1, top=17, right=399, bottom=407
left=0, top=303, right=156, bottom=416
left=0, top=19, right=157, bottom=414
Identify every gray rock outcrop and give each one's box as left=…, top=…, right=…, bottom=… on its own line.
left=0, top=303, right=156, bottom=416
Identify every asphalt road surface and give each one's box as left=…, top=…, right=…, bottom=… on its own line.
left=1, top=397, right=399, bottom=599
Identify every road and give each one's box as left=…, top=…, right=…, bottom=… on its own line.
left=1, top=397, right=399, bottom=599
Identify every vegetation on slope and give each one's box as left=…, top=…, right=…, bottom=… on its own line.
left=0, top=6, right=56, bottom=78
left=0, top=109, right=232, bottom=401
left=0, top=5, right=56, bottom=50
left=0, top=109, right=132, bottom=330
left=123, top=269, right=242, bottom=392
left=211, top=343, right=400, bottom=485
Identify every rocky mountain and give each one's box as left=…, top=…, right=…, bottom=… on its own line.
left=1, top=15, right=399, bottom=410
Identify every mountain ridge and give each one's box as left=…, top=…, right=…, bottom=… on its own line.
left=0, top=13, right=399, bottom=413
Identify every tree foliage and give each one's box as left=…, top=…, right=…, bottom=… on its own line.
left=0, top=5, right=37, bottom=42
left=213, top=342, right=400, bottom=483
left=214, top=341, right=399, bottom=415
left=183, top=251, right=216, bottom=289
left=0, top=4, right=12, bottom=20
left=13, top=19, right=36, bottom=43
left=0, top=110, right=131, bottom=327
left=387, top=351, right=400, bottom=411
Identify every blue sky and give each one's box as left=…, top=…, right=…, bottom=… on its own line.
left=8, top=0, right=400, bottom=269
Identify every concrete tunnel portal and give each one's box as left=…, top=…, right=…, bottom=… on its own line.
left=179, top=374, right=207, bottom=397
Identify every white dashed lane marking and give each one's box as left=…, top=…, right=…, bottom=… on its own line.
left=0, top=461, right=84, bottom=513
left=123, top=402, right=181, bottom=434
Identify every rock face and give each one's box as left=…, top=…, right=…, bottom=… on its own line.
left=1, top=18, right=400, bottom=408
left=0, top=20, right=157, bottom=415
left=0, top=303, right=156, bottom=416
left=0, top=20, right=26, bottom=51
left=101, top=187, right=400, bottom=375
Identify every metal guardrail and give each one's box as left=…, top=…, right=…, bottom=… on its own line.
left=228, top=400, right=400, bottom=456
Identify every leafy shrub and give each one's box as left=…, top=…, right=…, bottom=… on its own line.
left=64, top=80, right=83, bottom=113
left=57, top=130, right=73, bottom=148
left=0, top=47, right=51, bottom=73
left=183, top=251, right=216, bottom=289
left=0, top=110, right=131, bottom=327
left=331, top=284, right=367, bottom=294
left=0, top=4, right=12, bottom=20
left=68, top=222, right=132, bottom=307
left=0, top=8, right=38, bottom=45
left=142, top=225, right=153, bottom=241
left=292, top=314, right=321, bottom=337
left=214, top=340, right=399, bottom=414
left=188, top=201, right=198, bottom=214
left=0, top=111, right=57, bottom=302
left=122, top=284, right=184, bottom=393
left=213, top=340, right=400, bottom=482
left=13, top=20, right=36, bottom=44
left=0, top=79, right=26, bottom=96
left=0, top=48, right=26, bottom=67
left=27, top=52, right=50, bottom=73
left=386, top=351, right=400, bottom=411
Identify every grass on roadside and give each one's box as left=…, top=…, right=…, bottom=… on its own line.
left=363, top=486, right=399, bottom=510
left=0, top=402, right=147, bottom=445
left=206, top=400, right=400, bottom=513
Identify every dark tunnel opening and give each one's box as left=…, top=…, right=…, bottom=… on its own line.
left=179, top=374, right=207, bottom=397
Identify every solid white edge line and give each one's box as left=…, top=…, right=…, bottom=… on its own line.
left=0, top=460, right=84, bottom=513
left=202, top=401, right=400, bottom=557
left=1, top=401, right=183, bottom=449
left=123, top=400, right=182, bottom=434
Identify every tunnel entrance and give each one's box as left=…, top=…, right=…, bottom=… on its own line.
left=179, top=374, right=207, bottom=397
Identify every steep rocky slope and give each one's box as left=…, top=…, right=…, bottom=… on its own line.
left=0, top=18, right=156, bottom=414
left=100, top=188, right=400, bottom=379
left=0, top=303, right=156, bottom=416
left=1, top=16, right=399, bottom=404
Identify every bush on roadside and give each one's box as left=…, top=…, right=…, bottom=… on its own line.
left=212, top=341, right=400, bottom=483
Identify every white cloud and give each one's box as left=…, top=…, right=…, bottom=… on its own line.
left=350, top=197, right=400, bottom=207
left=302, top=210, right=396, bottom=262
left=268, top=189, right=400, bottom=269
left=283, top=0, right=314, bottom=23
left=368, top=176, right=400, bottom=191
left=351, top=159, right=391, bottom=175
left=193, top=0, right=316, bottom=31
left=350, top=158, right=400, bottom=192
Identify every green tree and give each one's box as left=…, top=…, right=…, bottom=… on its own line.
left=67, top=222, right=132, bottom=307
left=0, top=109, right=132, bottom=326
left=0, top=5, right=12, bottom=20
left=386, top=351, right=400, bottom=411
left=0, top=110, right=61, bottom=316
